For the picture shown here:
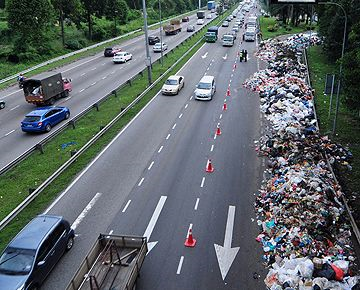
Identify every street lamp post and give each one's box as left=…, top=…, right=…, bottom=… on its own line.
left=159, top=0, right=163, bottom=65
left=114, top=10, right=118, bottom=36
left=318, top=2, right=347, bottom=135
left=142, top=0, right=152, bottom=85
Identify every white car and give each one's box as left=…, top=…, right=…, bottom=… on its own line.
left=206, top=14, right=212, bottom=19
left=232, top=26, right=239, bottom=32
left=161, top=75, right=185, bottom=95
left=153, top=42, right=168, bottom=52
left=113, top=51, right=132, bottom=63
left=197, top=19, right=205, bottom=25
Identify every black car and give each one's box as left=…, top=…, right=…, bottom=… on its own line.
left=148, top=36, right=160, bottom=45
left=0, top=215, right=74, bottom=290
left=104, top=47, right=121, bottom=57
left=0, top=100, right=5, bottom=109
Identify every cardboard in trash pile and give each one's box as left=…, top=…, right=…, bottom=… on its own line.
left=244, top=33, right=359, bottom=289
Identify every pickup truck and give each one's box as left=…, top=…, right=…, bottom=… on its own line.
left=164, top=19, right=182, bottom=35
left=66, top=234, right=147, bottom=290
left=23, top=73, right=72, bottom=105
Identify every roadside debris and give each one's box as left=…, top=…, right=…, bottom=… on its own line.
left=244, top=34, right=359, bottom=289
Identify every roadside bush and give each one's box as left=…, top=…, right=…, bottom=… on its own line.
left=267, top=25, right=278, bottom=32
left=128, top=9, right=141, bottom=22
left=65, top=39, right=83, bottom=50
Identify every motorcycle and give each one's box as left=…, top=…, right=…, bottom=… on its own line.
left=18, top=78, right=25, bottom=89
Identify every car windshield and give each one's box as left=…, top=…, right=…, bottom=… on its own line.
left=223, top=35, right=233, bottom=41
left=165, top=79, right=178, bottom=85
left=198, top=82, right=211, bottom=89
left=0, top=247, right=35, bottom=275
left=23, top=116, right=41, bottom=122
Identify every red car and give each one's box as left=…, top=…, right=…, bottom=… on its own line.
left=104, top=47, right=122, bottom=57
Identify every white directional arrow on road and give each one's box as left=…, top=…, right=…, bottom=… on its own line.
left=214, top=205, right=240, bottom=281
left=202, top=52, right=208, bottom=59
left=143, top=195, right=167, bottom=255
left=222, top=53, right=227, bottom=60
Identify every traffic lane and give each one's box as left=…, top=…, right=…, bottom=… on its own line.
left=41, top=43, right=213, bottom=289
left=106, top=42, right=244, bottom=289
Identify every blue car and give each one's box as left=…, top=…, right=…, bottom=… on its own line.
left=21, top=106, right=70, bottom=133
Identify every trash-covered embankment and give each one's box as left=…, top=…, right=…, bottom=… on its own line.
left=244, top=34, right=359, bottom=289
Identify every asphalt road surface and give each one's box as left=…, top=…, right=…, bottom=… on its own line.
left=41, top=7, right=268, bottom=290
left=0, top=11, right=216, bottom=170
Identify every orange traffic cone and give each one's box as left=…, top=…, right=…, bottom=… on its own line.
left=206, top=159, right=214, bottom=173
left=226, top=88, right=231, bottom=97
left=184, top=228, right=196, bottom=247
left=216, top=125, right=221, bottom=136
left=223, top=102, right=227, bottom=111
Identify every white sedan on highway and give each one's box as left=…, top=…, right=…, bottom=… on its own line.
left=161, top=75, right=185, bottom=95
left=113, top=51, right=132, bottom=63
left=153, top=42, right=168, bottom=52
left=197, top=19, right=205, bottom=25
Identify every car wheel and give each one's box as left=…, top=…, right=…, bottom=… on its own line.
left=48, top=98, right=55, bottom=105
left=176, top=89, right=179, bottom=95
left=64, top=112, right=70, bottom=119
left=63, top=90, right=69, bottom=98
left=45, top=124, right=51, bottom=132
left=66, top=236, right=74, bottom=251
left=0, top=102, right=4, bottom=109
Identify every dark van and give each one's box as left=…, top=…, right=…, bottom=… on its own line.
left=0, top=215, right=74, bottom=290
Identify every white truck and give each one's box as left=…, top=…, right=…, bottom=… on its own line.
left=243, top=27, right=256, bottom=42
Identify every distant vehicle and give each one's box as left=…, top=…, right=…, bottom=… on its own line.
left=148, top=35, right=160, bottom=45
left=21, top=106, right=70, bottom=133
left=104, top=47, right=121, bottom=57
left=222, top=21, right=229, bottom=27
left=197, top=10, right=205, bottom=19
left=66, top=234, right=147, bottom=290
left=187, top=25, right=196, bottom=32
left=23, top=73, right=72, bottom=106
left=211, top=8, right=215, bottom=13
left=197, top=19, right=205, bottom=25
left=232, top=26, right=239, bottom=32
left=229, top=31, right=237, bottom=40
left=161, top=75, right=185, bottom=95
left=0, top=215, right=74, bottom=289
left=207, top=0, right=216, bottom=10
left=113, top=51, right=132, bottom=63
left=206, top=13, right=212, bottom=19
left=194, top=75, right=216, bottom=101
left=0, top=100, right=5, bottom=109
left=205, top=26, right=219, bottom=42
left=222, top=34, right=235, bottom=46
left=164, top=19, right=182, bottom=35
left=182, top=16, right=190, bottom=22
left=244, top=27, right=256, bottom=41
left=153, top=42, right=168, bottom=52
left=226, top=16, right=232, bottom=22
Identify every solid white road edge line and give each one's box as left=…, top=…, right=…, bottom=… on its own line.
left=44, top=39, right=207, bottom=213
left=176, top=256, right=184, bottom=275
left=122, top=200, right=131, bottom=212
left=71, top=192, right=102, bottom=230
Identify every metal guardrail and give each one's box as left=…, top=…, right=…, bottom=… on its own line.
left=303, top=48, right=360, bottom=246
left=0, top=9, right=230, bottom=230
left=0, top=9, right=202, bottom=85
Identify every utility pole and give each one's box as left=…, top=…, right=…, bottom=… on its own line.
left=159, top=0, right=163, bottom=65
left=142, top=0, right=152, bottom=85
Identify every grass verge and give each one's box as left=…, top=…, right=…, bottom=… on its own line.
left=307, top=45, right=360, bottom=224
left=259, top=16, right=315, bottom=40
left=0, top=9, right=233, bottom=251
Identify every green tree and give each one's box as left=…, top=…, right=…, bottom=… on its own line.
left=105, top=0, right=129, bottom=25
left=7, top=0, right=54, bottom=50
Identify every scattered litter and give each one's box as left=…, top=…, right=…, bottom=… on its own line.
left=61, top=141, right=77, bottom=149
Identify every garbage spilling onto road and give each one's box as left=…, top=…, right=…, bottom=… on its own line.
left=244, top=34, right=359, bottom=289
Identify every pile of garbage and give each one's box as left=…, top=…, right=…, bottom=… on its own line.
left=244, top=34, right=359, bottom=289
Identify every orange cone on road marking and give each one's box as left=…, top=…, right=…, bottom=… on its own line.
left=184, top=229, right=196, bottom=247
left=226, top=88, right=231, bottom=97
left=216, top=125, right=222, bottom=136
left=206, top=159, right=214, bottom=173
left=223, top=102, right=227, bottom=111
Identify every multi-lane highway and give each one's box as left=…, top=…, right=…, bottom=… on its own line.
left=36, top=5, right=268, bottom=289
left=0, top=12, right=215, bottom=170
